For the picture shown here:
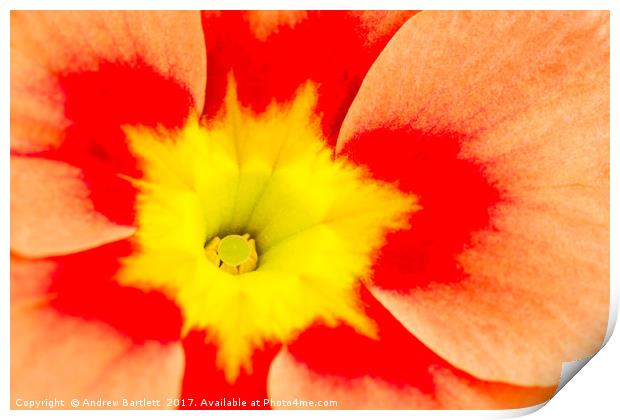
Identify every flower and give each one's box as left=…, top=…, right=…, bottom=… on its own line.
left=10, top=10, right=609, bottom=410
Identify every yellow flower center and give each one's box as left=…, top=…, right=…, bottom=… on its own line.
left=118, top=78, right=417, bottom=382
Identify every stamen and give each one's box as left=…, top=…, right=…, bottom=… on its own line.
left=205, top=234, right=258, bottom=274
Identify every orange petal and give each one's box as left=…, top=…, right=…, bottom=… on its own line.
left=11, top=157, right=134, bottom=257
left=338, top=11, right=609, bottom=386
left=11, top=256, right=184, bottom=409
left=11, top=10, right=206, bottom=153
left=11, top=254, right=55, bottom=305
left=338, top=11, right=609, bottom=145
left=268, top=349, right=553, bottom=409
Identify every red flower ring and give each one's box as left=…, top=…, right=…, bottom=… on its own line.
left=10, top=11, right=609, bottom=409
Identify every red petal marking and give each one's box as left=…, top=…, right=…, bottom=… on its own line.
left=20, top=61, right=195, bottom=226
left=201, top=11, right=414, bottom=144
left=287, top=286, right=444, bottom=391
left=340, top=127, right=502, bottom=291
left=270, top=286, right=556, bottom=409
left=49, top=240, right=183, bottom=344
left=181, top=331, right=281, bottom=410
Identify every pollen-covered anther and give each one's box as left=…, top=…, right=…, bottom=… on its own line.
left=205, top=234, right=258, bottom=274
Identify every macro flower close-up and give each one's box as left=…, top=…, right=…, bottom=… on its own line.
left=10, top=10, right=609, bottom=410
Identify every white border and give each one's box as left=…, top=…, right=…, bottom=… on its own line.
left=2, top=1, right=617, bottom=420
left=1, top=0, right=617, bottom=10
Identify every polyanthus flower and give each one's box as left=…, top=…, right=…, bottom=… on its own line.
left=10, top=10, right=609, bottom=409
